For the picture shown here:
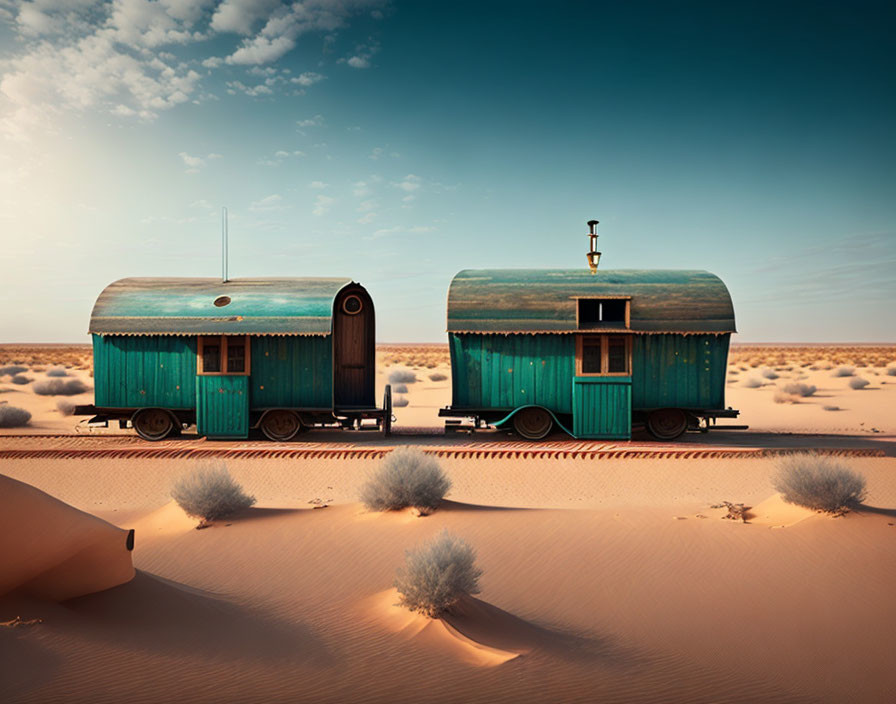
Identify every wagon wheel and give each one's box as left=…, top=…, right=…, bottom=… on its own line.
left=382, top=384, right=392, bottom=437
left=646, top=408, right=689, bottom=440
left=132, top=408, right=174, bottom=441
left=260, top=410, right=302, bottom=442
left=512, top=407, right=553, bottom=441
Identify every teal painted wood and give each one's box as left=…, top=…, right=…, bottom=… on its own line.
left=90, top=278, right=353, bottom=335
left=630, top=334, right=729, bottom=409
left=196, top=375, right=249, bottom=439
left=250, top=336, right=332, bottom=409
left=93, top=334, right=196, bottom=409
left=447, top=269, right=736, bottom=334
left=572, top=377, right=632, bottom=439
left=449, top=333, right=575, bottom=413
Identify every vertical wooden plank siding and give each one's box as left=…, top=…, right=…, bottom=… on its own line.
left=195, top=375, right=249, bottom=438
left=93, top=334, right=196, bottom=408
left=572, top=377, right=632, bottom=439
left=448, top=333, right=575, bottom=413
left=249, top=336, right=332, bottom=408
left=630, top=333, right=729, bottom=409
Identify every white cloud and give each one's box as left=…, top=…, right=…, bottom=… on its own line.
left=296, top=114, right=324, bottom=128
left=341, top=41, right=379, bottom=69
left=346, top=55, right=369, bottom=69
left=357, top=198, right=377, bottom=212
left=249, top=193, right=283, bottom=212
left=370, top=224, right=435, bottom=239
left=309, top=181, right=328, bottom=189
left=226, top=80, right=273, bottom=96
left=353, top=181, right=371, bottom=197
left=210, top=0, right=280, bottom=35
left=394, top=174, right=421, bottom=192
left=369, top=146, right=383, bottom=160
left=312, top=194, right=335, bottom=216
left=357, top=211, right=376, bottom=224
left=291, top=71, right=324, bottom=87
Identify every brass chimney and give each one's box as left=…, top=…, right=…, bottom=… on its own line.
left=586, top=219, right=601, bottom=274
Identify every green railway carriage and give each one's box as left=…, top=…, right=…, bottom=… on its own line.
left=76, top=277, right=391, bottom=441
left=440, top=269, right=739, bottom=440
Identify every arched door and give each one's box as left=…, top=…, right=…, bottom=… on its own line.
left=333, top=286, right=375, bottom=408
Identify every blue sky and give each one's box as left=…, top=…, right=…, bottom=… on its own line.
left=0, top=0, right=893, bottom=342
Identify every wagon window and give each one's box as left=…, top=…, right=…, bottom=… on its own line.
left=578, top=298, right=629, bottom=329
left=202, top=341, right=221, bottom=373
left=577, top=334, right=631, bottom=376
left=607, top=336, right=627, bottom=373
left=227, top=339, right=246, bottom=373
left=581, top=338, right=603, bottom=373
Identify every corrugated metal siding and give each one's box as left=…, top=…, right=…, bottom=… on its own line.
left=449, top=333, right=575, bottom=413
left=250, top=336, right=332, bottom=408
left=572, top=377, right=632, bottom=439
left=93, top=334, right=196, bottom=408
left=447, top=269, right=736, bottom=334
left=631, top=334, right=729, bottom=409
left=196, top=376, right=249, bottom=438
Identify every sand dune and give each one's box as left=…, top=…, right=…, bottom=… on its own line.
left=0, top=475, right=134, bottom=601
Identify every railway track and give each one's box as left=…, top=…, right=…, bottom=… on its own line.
left=0, top=433, right=887, bottom=460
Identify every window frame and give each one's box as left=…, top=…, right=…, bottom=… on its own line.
left=574, top=296, right=631, bottom=330
left=575, top=334, right=632, bottom=377
left=197, top=335, right=251, bottom=376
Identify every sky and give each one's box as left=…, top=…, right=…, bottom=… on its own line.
left=0, top=0, right=894, bottom=343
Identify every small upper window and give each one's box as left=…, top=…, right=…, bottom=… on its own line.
left=578, top=298, right=628, bottom=329
left=226, top=339, right=247, bottom=373
left=342, top=295, right=363, bottom=315
left=202, top=342, right=221, bottom=373
left=198, top=336, right=250, bottom=375
left=214, top=296, right=231, bottom=307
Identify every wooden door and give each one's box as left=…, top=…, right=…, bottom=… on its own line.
left=195, top=336, right=250, bottom=439
left=333, top=287, right=375, bottom=408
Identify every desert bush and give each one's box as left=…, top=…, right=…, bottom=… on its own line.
left=393, top=384, right=409, bottom=394
left=0, top=405, right=31, bottom=428
left=171, top=464, right=256, bottom=523
left=743, top=378, right=763, bottom=388
left=46, top=366, right=68, bottom=377
left=56, top=400, right=76, bottom=416
left=782, top=382, right=816, bottom=397
left=393, top=395, right=409, bottom=407
left=11, top=375, right=31, bottom=385
left=32, top=379, right=89, bottom=396
left=886, top=367, right=896, bottom=376
left=848, top=377, right=869, bottom=390
left=832, top=366, right=855, bottom=377
left=822, top=405, right=840, bottom=411
left=360, top=446, right=451, bottom=512
left=394, top=530, right=482, bottom=618
left=762, top=369, right=779, bottom=379
left=429, top=372, right=448, bottom=382
left=772, top=454, right=866, bottom=514
left=773, top=390, right=798, bottom=404
left=0, top=365, right=28, bottom=376
left=388, top=369, right=417, bottom=384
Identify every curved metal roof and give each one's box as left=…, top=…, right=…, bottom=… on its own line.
left=89, top=278, right=356, bottom=335
left=447, top=269, right=736, bottom=334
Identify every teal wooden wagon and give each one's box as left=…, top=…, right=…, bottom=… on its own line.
left=439, top=269, right=742, bottom=440
left=74, top=278, right=392, bottom=440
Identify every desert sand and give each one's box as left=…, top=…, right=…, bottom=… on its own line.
left=2, top=344, right=895, bottom=703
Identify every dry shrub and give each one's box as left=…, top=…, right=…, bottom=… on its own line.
left=822, top=405, right=840, bottom=411
left=0, top=405, right=31, bottom=428
left=394, top=530, right=482, bottom=618
left=56, top=399, right=76, bottom=416
left=46, top=367, right=68, bottom=377
left=0, top=365, right=28, bottom=376
left=772, top=454, right=866, bottom=514
left=428, top=372, right=448, bottom=381
left=171, top=464, right=256, bottom=523
left=32, top=379, right=89, bottom=396
left=11, top=375, right=31, bottom=385
left=782, top=382, right=816, bottom=397
left=886, top=368, right=896, bottom=376
left=743, top=378, right=763, bottom=388
left=393, top=383, right=409, bottom=394
left=848, top=377, right=869, bottom=390
left=832, top=366, right=855, bottom=377
left=388, top=369, right=417, bottom=384
left=773, top=390, right=799, bottom=404
left=762, top=369, right=779, bottom=380
left=360, top=446, right=451, bottom=512
left=393, top=395, right=409, bottom=407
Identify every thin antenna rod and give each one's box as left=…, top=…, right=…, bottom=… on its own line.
left=222, top=206, right=229, bottom=283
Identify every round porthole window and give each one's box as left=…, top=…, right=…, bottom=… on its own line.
left=214, top=296, right=231, bottom=307
left=342, top=295, right=363, bottom=315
